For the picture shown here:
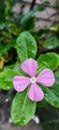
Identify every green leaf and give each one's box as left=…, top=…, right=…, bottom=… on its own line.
left=42, top=121, right=59, bottom=130
left=50, top=24, right=59, bottom=31
left=41, top=85, right=59, bottom=108
left=54, top=3, right=59, bottom=8
left=58, top=56, right=59, bottom=65
left=37, top=52, right=59, bottom=74
left=20, top=6, right=45, bottom=24
left=37, top=99, right=47, bottom=108
left=55, top=71, right=59, bottom=86
left=3, top=63, right=27, bottom=76
left=20, top=6, right=45, bottom=30
left=52, top=71, right=59, bottom=98
left=3, top=63, right=20, bottom=71
left=11, top=89, right=36, bottom=126
left=21, top=17, right=35, bottom=30
left=43, top=1, right=50, bottom=5
left=0, top=70, right=23, bottom=90
left=42, top=71, right=59, bottom=130
left=0, top=0, right=5, bottom=22
left=39, top=71, right=59, bottom=108
left=16, top=31, right=37, bottom=62
left=0, top=39, right=16, bottom=55
left=43, top=36, right=59, bottom=50
left=0, top=23, right=5, bottom=30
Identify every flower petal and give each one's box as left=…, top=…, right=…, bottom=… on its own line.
left=37, top=69, right=55, bottom=87
left=13, top=76, right=30, bottom=92
left=21, top=58, right=38, bottom=77
left=28, top=83, right=44, bottom=102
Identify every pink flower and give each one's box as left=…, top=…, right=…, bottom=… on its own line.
left=13, top=58, right=55, bottom=102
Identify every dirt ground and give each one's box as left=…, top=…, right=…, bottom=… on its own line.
left=0, top=120, right=42, bottom=130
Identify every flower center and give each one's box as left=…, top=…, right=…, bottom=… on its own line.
left=30, top=77, right=36, bottom=83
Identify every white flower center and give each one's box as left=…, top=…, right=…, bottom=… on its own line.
left=30, top=77, right=36, bottom=83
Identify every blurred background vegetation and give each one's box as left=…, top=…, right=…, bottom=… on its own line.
left=0, top=0, right=59, bottom=71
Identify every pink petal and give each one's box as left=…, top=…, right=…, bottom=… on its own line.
left=21, top=58, right=38, bottom=77
left=13, top=76, right=30, bottom=92
left=28, top=83, right=44, bottom=102
left=37, top=69, right=55, bottom=87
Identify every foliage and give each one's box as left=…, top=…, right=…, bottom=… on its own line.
left=0, top=31, right=59, bottom=126
left=16, top=31, right=37, bottom=62
left=0, top=0, right=59, bottom=129
left=11, top=89, right=36, bottom=126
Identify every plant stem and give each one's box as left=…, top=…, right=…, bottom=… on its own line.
left=30, top=0, right=36, bottom=10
